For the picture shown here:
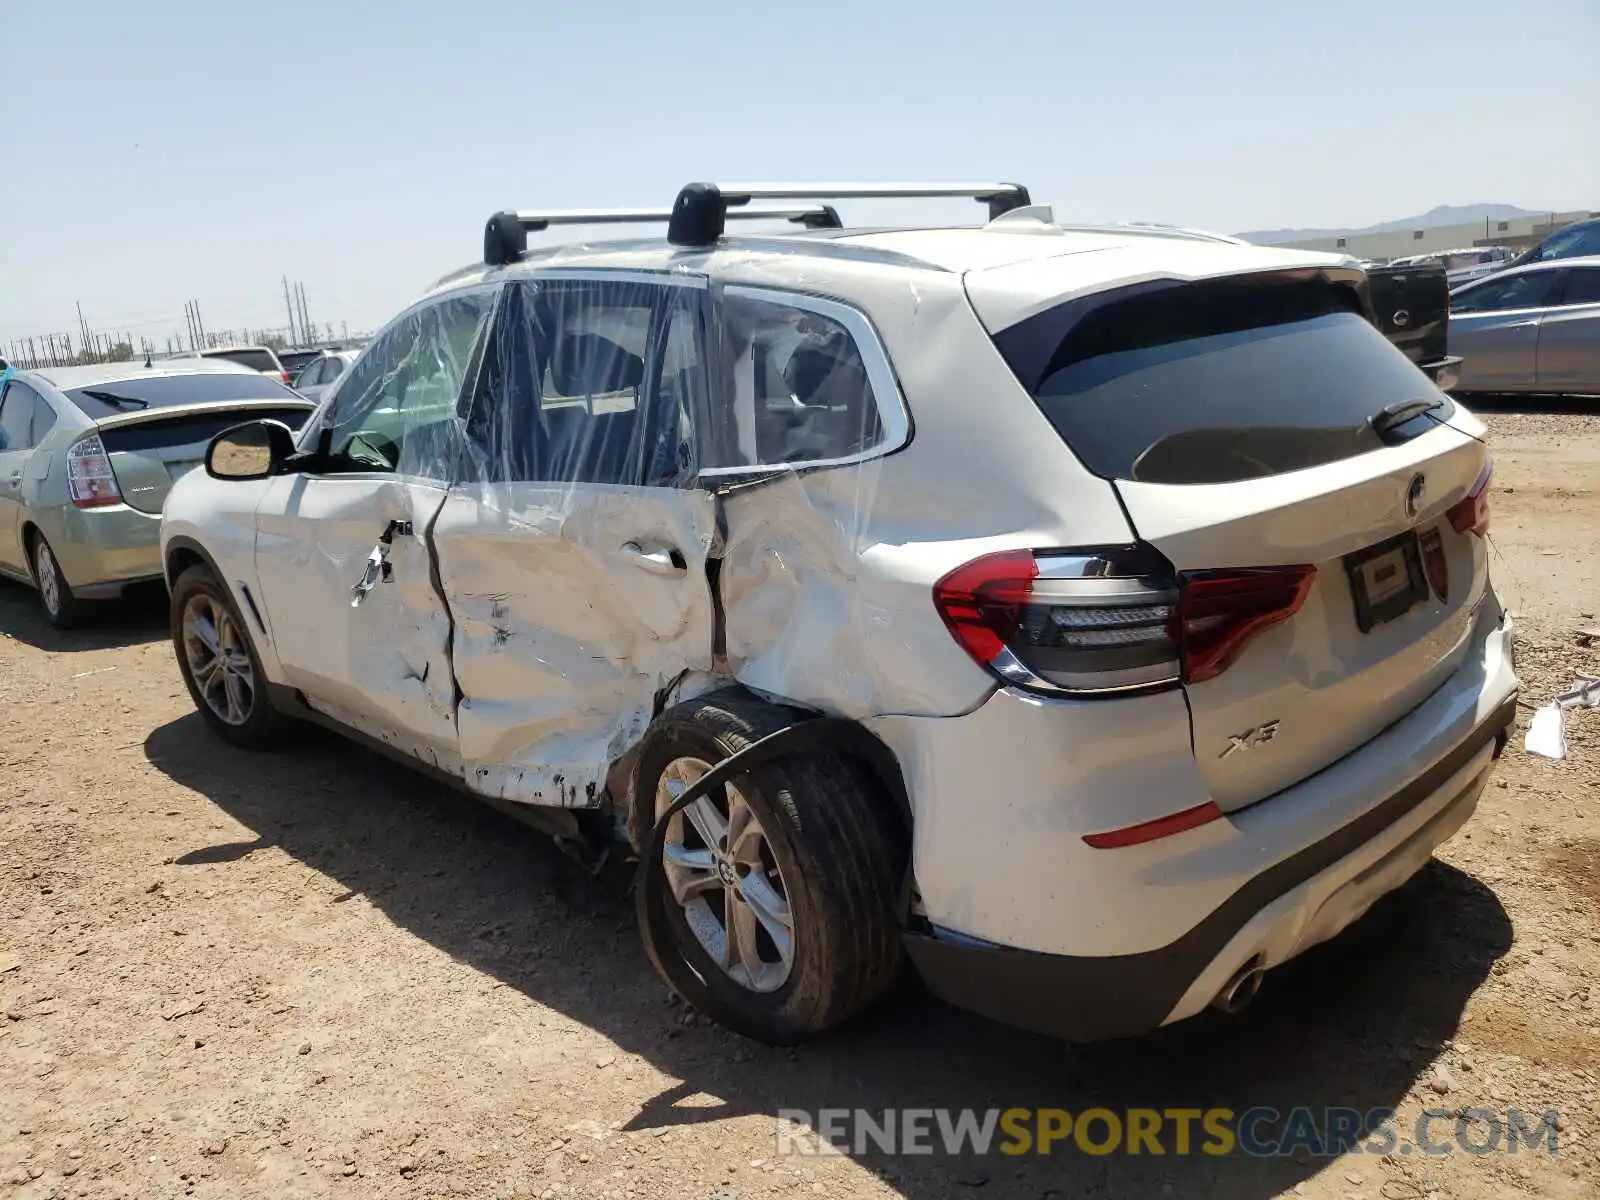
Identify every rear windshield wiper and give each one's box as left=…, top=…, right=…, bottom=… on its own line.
left=1369, top=397, right=1444, bottom=441
left=80, top=389, right=150, bottom=411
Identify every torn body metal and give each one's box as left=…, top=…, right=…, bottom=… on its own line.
left=434, top=482, right=718, bottom=806
left=254, top=475, right=461, bottom=770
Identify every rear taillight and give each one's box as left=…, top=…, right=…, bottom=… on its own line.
left=1447, top=459, right=1492, bottom=537
left=65, top=434, right=122, bottom=508
left=1175, top=566, right=1317, bottom=684
left=933, top=548, right=1316, bottom=694
left=280, top=371, right=292, bottom=385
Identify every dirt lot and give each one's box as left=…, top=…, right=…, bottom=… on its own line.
left=3, top=403, right=1599, bottom=1200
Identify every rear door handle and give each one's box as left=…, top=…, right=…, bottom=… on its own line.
left=621, top=542, right=688, bottom=575
left=349, top=543, right=391, bottom=606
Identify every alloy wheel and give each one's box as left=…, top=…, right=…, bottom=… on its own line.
left=181, top=594, right=255, bottom=726
left=657, top=756, right=796, bottom=993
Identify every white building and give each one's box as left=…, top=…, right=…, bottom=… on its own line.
left=1261, top=208, right=1597, bottom=261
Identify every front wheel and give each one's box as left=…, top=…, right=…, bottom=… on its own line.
left=634, top=690, right=908, bottom=1043
left=170, top=564, right=290, bottom=749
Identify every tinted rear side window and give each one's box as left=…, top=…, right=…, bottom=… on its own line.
left=65, top=373, right=302, bottom=417
left=99, top=407, right=312, bottom=453
left=278, top=350, right=322, bottom=374
left=994, top=277, right=1453, bottom=485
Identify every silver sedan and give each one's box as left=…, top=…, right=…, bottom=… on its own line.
left=1449, top=256, right=1600, bottom=396
left=291, top=349, right=360, bottom=403
left=0, top=361, right=313, bottom=628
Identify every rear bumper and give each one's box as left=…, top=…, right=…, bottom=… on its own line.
left=876, top=594, right=1518, bottom=1041
left=903, top=691, right=1512, bottom=1040
left=37, top=503, right=164, bottom=595
left=1418, top=355, right=1463, bottom=393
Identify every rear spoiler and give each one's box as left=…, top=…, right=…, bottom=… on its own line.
left=91, top=397, right=316, bottom=431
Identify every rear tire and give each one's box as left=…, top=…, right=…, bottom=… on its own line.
left=634, top=689, right=907, bottom=1043
left=30, top=533, right=90, bottom=630
left=170, top=564, right=290, bottom=750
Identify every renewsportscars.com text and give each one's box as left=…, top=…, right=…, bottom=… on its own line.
left=775, top=1107, right=1562, bottom=1158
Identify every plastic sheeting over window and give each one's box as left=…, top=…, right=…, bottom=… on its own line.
left=307, top=290, right=494, bottom=479
left=280, top=268, right=949, bottom=809
left=460, top=277, right=700, bottom=488
left=703, top=289, right=888, bottom=471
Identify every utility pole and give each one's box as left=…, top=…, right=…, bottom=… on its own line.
left=296, top=283, right=311, bottom=347
left=193, top=299, right=207, bottom=348
left=283, top=276, right=299, bottom=345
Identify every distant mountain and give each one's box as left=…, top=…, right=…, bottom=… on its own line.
left=1236, top=204, right=1540, bottom=246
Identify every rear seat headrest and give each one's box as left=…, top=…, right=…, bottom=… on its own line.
left=549, top=332, right=643, bottom=396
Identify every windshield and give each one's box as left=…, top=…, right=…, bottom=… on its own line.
left=65, top=372, right=303, bottom=418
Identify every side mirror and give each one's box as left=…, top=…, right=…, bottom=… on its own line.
left=205, top=419, right=296, bottom=481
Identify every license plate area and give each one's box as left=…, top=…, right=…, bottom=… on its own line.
left=1344, top=530, right=1428, bottom=633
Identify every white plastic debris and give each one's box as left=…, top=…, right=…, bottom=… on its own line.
left=1525, top=704, right=1567, bottom=760
left=1524, top=673, right=1600, bottom=760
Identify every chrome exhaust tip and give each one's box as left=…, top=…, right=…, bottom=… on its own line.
left=1212, top=956, right=1265, bottom=1014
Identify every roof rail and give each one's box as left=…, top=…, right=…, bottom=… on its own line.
left=667, top=181, right=1032, bottom=247
left=483, top=204, right=841, bottom=266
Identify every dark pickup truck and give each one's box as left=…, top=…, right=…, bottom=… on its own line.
left=1365, top=261, right=1462, bottom=391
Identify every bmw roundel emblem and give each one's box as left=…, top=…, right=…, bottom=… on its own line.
left=1406, top=473, right=1425, bottom=519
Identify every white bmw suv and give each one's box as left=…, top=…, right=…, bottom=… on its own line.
left=160, top=183, right=1518, bottom=1044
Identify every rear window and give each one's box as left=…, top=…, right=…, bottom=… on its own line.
left=65, top=373, right=302, bottom=417
left=278, top=350, right=323, bottom=373
left=99, top=407, right=312, bottom=453
left=995, top=276, right=1454, bottom=485
left=206, top=349, right=280, bottom=373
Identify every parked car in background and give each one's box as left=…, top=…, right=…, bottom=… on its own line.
left=277, top=348, right=327, bottom=379
left=0, top=359, right=314, bottom=627
left=1440, top=247, right=1516, bottom=287
left=1387, top=247, right=1515, bottom=288
left=161, top=182, right=1516, bottom=1045
left=290, top=349, right=359, bottom=402
left=1363, top=260, right=1461, bottom=390
left=1510, top=217, right=1600, bottom=269
left=1449, top=257, right=1600, bottom=396
left=182, top=345, right=291, bottom=385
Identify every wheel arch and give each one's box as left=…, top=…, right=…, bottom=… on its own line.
left=19, top=518, right=41, bottom=565
left=164, top=535, right=278, bottom=676
left=627, top=684, right=914, bottom=849
left=163, top=535, right=220, bottom=591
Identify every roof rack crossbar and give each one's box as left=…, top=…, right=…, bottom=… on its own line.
left=483, top=204, right=841, bottom=265
left=668, top=181, right=1032, bottom=247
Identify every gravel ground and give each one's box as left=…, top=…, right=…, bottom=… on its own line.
left=2, top=401, right=1598, bottom=1200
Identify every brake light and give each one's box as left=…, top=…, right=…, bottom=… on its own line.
left=280, top=371, right=292, bottom=385
left=1447, top=460, right=1492, bottom=537
left=65, top=434, right=122, bottom=508
left=1174, top=566, right=1317, bottom=684
left=934, top=546, right=1180, bottom=695
left=933, top=549, right=1316, bottom=694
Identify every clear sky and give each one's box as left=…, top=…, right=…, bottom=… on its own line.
left=2, top=0, right=1596, bottom=353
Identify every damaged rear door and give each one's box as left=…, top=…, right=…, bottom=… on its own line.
left=434, top=272, right=718, bottom=806
left=253, top=287, right=496, bottom=766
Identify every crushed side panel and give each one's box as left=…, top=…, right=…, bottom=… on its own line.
left=436, top=482, right=718, bottom=807
left=710, top=267, right=1131, bottom=722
